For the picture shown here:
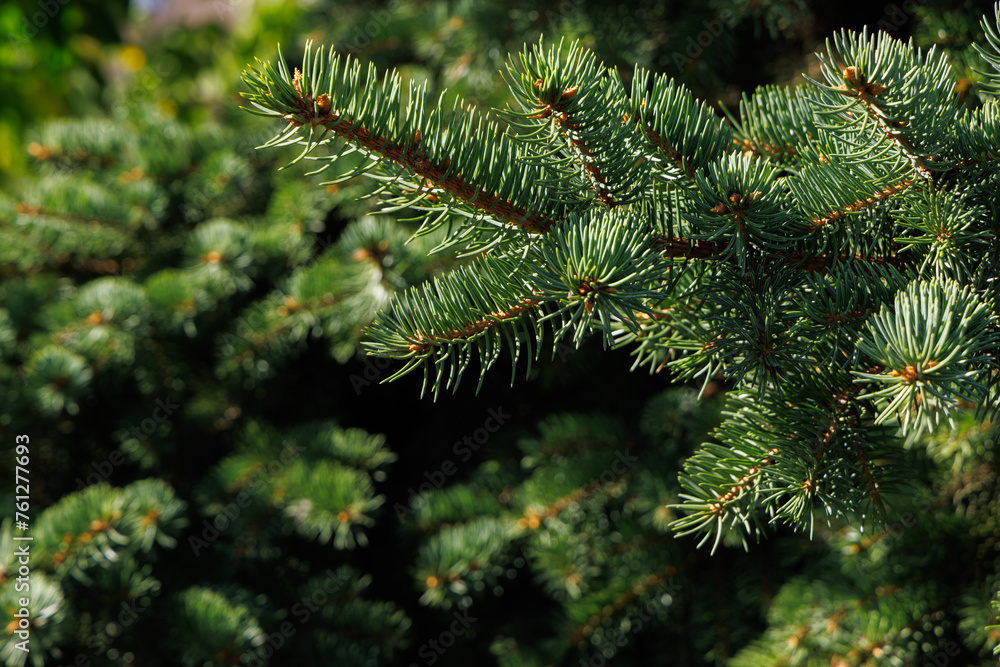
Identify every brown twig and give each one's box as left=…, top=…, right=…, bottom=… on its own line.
left=286, top=75, right=557, bottom=234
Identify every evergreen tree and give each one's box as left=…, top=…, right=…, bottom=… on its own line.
left=238, top=2, right=1000, bottom=664
left=0, top=78, right=424, bottom=667
left=2, top=2, right=1000, bottom=666
left=241, top=2, right=1000, bottom=550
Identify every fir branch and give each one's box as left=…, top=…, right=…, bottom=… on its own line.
left=796, top=29, right=959, bottom=226
left=285, top=95, right=556, bottom=234
left=502, top=39, right=646, bottom=207
left=807, top=178, right=914, bottom=229
left=950, top=101, right=1000, bottom=179
left=705, top=449, right=780, bottom=516
left=651, top=234, right=912, bottom=273
left=517, top=461, right=632, bottom=531
left=627, top=69, right=732, bottom=182
left=854, top=278, right=1000, bottom=434
left=241, top=42, right=566, bottom=246
left=854, top=441, right=881, bottom=504
left=830, top=66, right=933, bottom=177
left=636, top=120, right=699, bottom=180
left=569, top=564, right=680, bottom=645
left=405, top=297, right=543, bottom=356
left=974, top=3, right=1000, bottom=96
left=243, top=13, right=1000, bottom=552
left=725, top=85, right=817, bottom=164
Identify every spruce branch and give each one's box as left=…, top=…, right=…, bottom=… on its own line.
left=854, top=278, right=1000, bottom=433
left=627, top=68, right=733, bottom=185
left=807, top=28, right=959, bottom=171
left=952, top=100, right=1000, bottom=172
left=791, top=29, right=960, bottom=232
left=974, top=3, right=1000, bottom=96
left=670, top=373, right=903, bottom=550
left=568, top=563, right=680, bottom=646
left=362, top=209, right=667, bottom=397
left=804, top=177, right=915, bottom=230
left=502, top=39, right=647, bottom=207
left=241, top=42, right=567, bottom=251
left=727, top=85, right=816, bottom=163
left=687, top=152, right=812, bottom=265
left=650, top=234, right=914, bottom=273
left=244, top=10, right=1000, bottom=546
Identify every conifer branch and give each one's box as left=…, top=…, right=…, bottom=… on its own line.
left=706, top=449, right=779, bottom=517
left=518, top=458, right=633, bottom=531
left=15, top=201, right=131, bottom=229
left=283, top=78, right=557, bottom=234
left=243, top=12, right=1000, bottom=551
left=627, top=69, right=732, bottom=182
left=855, top=442, right=881, bottom=503
left=832, top=66, right=933, bottom=177
left=569, top=564, right=680, bottom=645
left=651, top=234, right=912, bottom=273
left=241, top=42, right=569, bottom=250
left=636, top=121, right=699, bottom=180
left=736, top=137, right=800, bottom=160
left=807, top=178, right=914, bottom=229
left=405, top=297, right=543, bottom=355
left=723, top=85, right=818, bottom=172
left=502, top=39, right=648, bottom=207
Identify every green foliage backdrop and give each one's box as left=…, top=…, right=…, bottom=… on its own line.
left=1, top=1, right=999, bottom=666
